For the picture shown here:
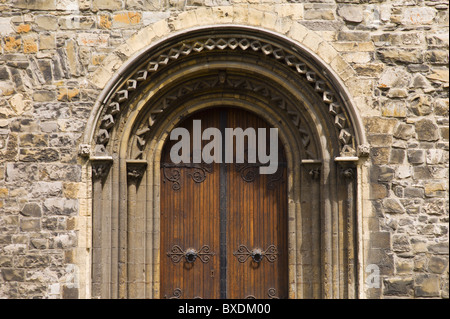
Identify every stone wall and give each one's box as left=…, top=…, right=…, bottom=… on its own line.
left=0, top=0, right=448, bottom=298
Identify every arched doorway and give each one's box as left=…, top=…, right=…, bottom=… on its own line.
left=160, top=107, right=288, bottom=299
left=84, top=26, right=367, bottom=299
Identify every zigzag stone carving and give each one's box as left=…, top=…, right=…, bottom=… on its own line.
left=94, top=36, right=355, bottom=157
left=132, top=75, right=316, bottom=160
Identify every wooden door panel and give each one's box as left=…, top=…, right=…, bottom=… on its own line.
left=160, top=110, right=220, bottom=299
left=226, top=109, right=288, bottom=299
left=160, top=107, right=287, bottom=299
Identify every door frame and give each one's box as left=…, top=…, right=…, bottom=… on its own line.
left=83, top=25, right=369, bottom=299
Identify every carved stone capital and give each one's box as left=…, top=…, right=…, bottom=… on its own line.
left=92, top=162, right=112, bottom=181
left=127, top=161, right=147, bottom=182
left=301, top=159, right=322, bottom=180
left=341, top=167, right=355, bottom=179
left=308, top=168, right=321, bottom=180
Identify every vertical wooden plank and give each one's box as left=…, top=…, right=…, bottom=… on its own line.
left=219, top=109, right=228, bottom=299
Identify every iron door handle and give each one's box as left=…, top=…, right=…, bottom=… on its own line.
left=167, top=245, right=215, bottom=264
left=233, top=244, right=278, bottom=263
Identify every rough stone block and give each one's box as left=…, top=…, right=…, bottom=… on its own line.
left=427, top=68, right=449, bottom=83
left=0, top=66, right=9, bottom=81
left=409, top=94, right=433, bottom=116
left=20, top=218, right=41, bottom=232
left=428, top=256, right=448, bottom=274
left=92, top=0, right=123, bottom=11
left=43, top=198, right=78, bottom=216
left=368, top=134, right=392, bottom=147
left=383, top=198, right=405, bottom=214
left=6, top=163, right=39, bottom=183
left=407, top=149, right=424, bottom=164
left=415, top=274, right=440, bottom=297
left=337, top=31, right=370, bottom=42
left=20, top=203, right=42, bottom=217
left=39, top=34, right=56, bottom=50
left=392, top=234, right=411, bottom=253
left=337, top=5, right=363, bottom=23
left=3, top=36, right=22, bottom=53
left=427, top=242, right=448, bottom=255
left=424, top=182, right=446, bottom=197
left=389, top=148, right=405, bottom=164
left=77, top=33, right=109, bottom=47
left=33, top=91, right=56, bottom=102
left=364, top=117, right=398, bottom=134
left=126, top=0, right=161, bottom=10
left=19, top=148, right=60, bottom=162
left=396, top=258, right=414, bottom=274
left=169, top=11, right=198, bottom=31
left=1, top=269, right=25, bottom=282
left=404, top=187, right=424, bottom=198
left=58, top=16, right=96, bottom=30
left=304, top=8, right=335, bottom=21
left=12, top=0, right=56, bottom=10
left=415, top=119, right=440, bottom=142
left=211, top=6, right=234, bottom=24
left=378, top=48, right=423, bottom=64
left=378, top=67, right=411, bottom=89
left=374, top=166, right=395, bottom=183
left=382, top=101, right=407, bottom=118
left=370, top=147, right=390, bottom=165
left=232, top=6, right=249, bottom=24
left=34, top=15, right=59, bottom=31
left=401, top=7, right=436, bottom=26
left=248, top=7, right=264, bottom=26
left=426, top=149, right=445, bottom=165
left=383, top=277, right=414, bottom=296
left=112, top=12, right=141, bottom=28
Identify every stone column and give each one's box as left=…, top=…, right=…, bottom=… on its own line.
left=336, top=156, right=358, bottom=299
left=301, top=160, right=322, bottom=298
left=126, top=160, right=147, bottom=298
left=91, top=157, right=113, bottom=299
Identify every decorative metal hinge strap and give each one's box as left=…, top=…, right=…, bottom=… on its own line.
left=245, top=288, right=279, bottom=299
left=233, top=244, right=278, bottom=263
left=164, top=288, right=203, bottom=299
left=165, top=288, right=182, bottom=299
left=162, top=162, right=213, bottom=190
left=167, top=245, right=215, bottom=264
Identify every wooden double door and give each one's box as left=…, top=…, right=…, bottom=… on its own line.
left=160, top=108, right=288, bottom=299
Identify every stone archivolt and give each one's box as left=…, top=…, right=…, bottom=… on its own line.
left=132, top=74, right=317, bottom=161
left=91, top=33, right=359, bottom=160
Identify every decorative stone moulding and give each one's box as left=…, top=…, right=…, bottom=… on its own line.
left=132, top=73, right=317, bottom=161
left=90, top=31, right=361, bottom=160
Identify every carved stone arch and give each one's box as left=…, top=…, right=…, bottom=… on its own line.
left=84, top=25, right=368, bottom=299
